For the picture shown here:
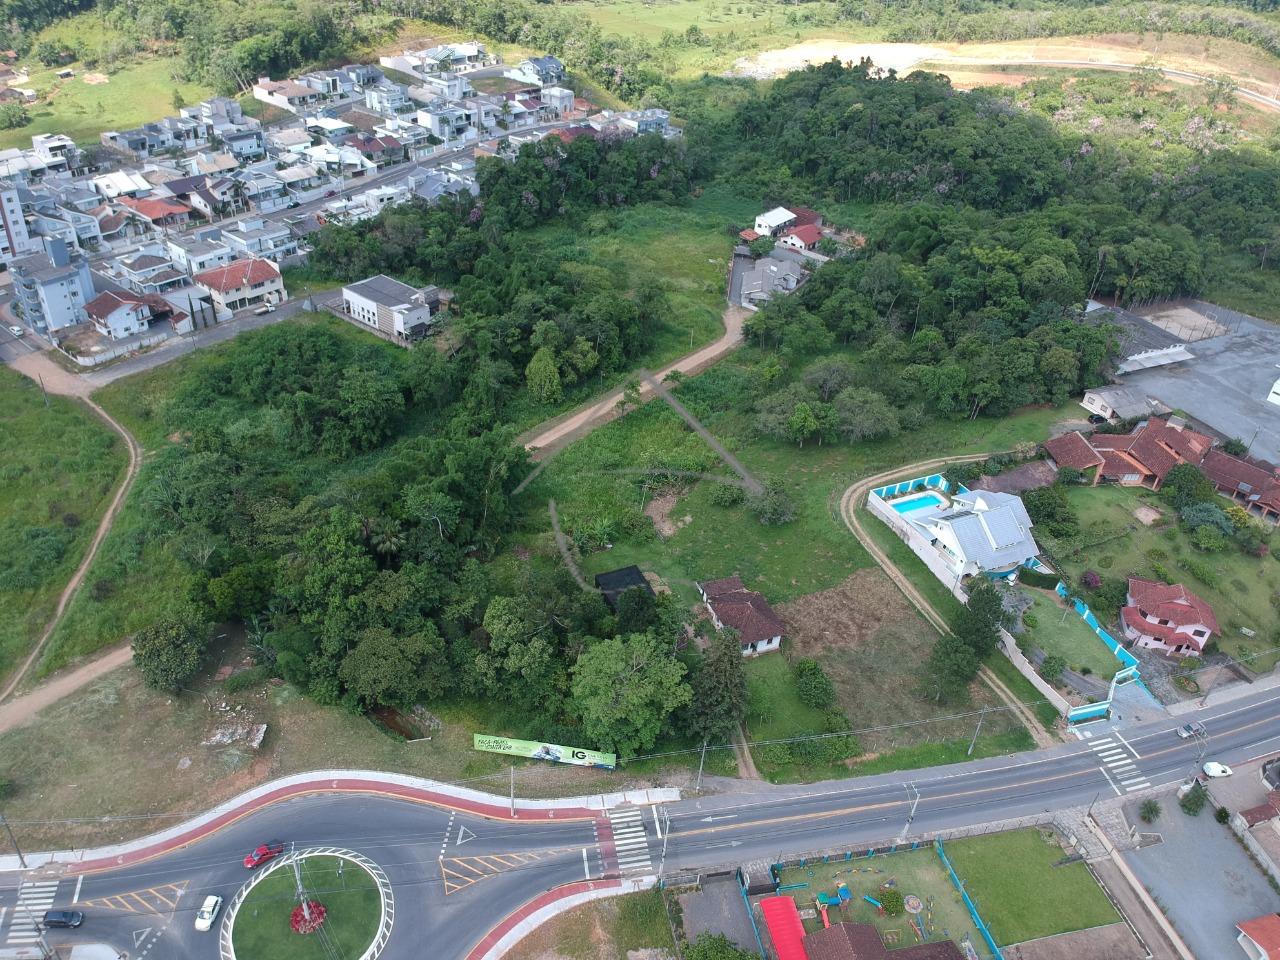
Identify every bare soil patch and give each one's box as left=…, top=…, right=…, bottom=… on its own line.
left=82, top=72, right=109, bottom=85
left=644, top=487, right=692, bottom=539
left=1134, top=304, right=1228, bottom=342
left=1133, top=505, right=1162, bottom=526
left=1003, top=922, right=1144, bottom=960
left=729, top=41, right=948, bottom=79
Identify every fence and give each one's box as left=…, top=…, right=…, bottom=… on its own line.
left=1229, top=813, right=1280, bottom=887
left=935, top=837, right=1004, bottom=960
left=1052, top=582, right=1159, bottom=723
left=56, top=330, right=170, bottom=367
left=999, top=629, right=1072, bottom=715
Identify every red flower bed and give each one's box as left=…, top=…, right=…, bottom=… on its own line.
left=290, top=901, right=327, bottom=934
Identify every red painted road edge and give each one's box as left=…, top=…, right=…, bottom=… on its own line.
left=75, top=778, right=597, bottom=873
left=463, top=877, right=624, bottom=960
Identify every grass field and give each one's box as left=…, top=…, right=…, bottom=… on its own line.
left=0, top=367, right=126, bottom=681
left=1019, top=590, right=1119, bottom=679
left=0, top=55, right=211, bottom=150
left=230, top=856, right=380, bottom=959
left=777, top=848, right=981, bottom=949
left=507, top=888, right=673, bottom=960
left=1045, top=484, right=1280, bottom=672
left=944, top=828, right=1119, bottom=945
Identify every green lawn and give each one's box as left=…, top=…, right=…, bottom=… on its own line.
left=0, top=367, right=126, bottom=681
left=0, top=55, right=212, bottom=149
left=1046, top=484, right=1280, bottom=672
left=777, top=848, right=982, bottom=950
left=230, top=856, right=380, bottom=959
left=944, top=828, right=1119, bottom=945
left=1019, top=590, right=1119, bottom=679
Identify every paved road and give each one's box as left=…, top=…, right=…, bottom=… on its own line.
left=4, top=687, right=1279, bottom=959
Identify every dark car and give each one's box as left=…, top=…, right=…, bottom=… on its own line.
left=244, top=840, right=286, bottom=868
left=1087, top=413, right=1108, bottom=424
left=42, top=910, right=84, bottom=928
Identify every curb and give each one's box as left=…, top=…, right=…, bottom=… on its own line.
left=463, top=876, right=653, bottom=960
left=1, top=771, right=678, bottom=875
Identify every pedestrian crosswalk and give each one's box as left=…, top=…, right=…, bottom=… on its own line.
left=606, top=807, right=653, bottom=876
left=1087, top=735, right=1151, bottom=793
left=5, top=880, right=60, bottom=946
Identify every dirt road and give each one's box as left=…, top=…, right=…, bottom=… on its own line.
left=520, top=305, right=749, bottom=460
left=838, top=458, right=1057, bottom=748
left=0, top=351, right=141, bottom=706
left=0, top=643, right=132, bottom=735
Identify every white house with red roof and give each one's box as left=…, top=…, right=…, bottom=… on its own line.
left=84, top=290, right=190, bottom=340
left=697, top=575, right=784, bottom=656
left=779, top=223, right=822, bottom=251
left=1121, top=576, right=1218, bottom=658
left=1237, top=913, right=1280, bottom=959
left=193, top=257, right=285, bottom=317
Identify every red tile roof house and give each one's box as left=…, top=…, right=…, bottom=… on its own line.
left=193, top=258, right=286, bottom=317
left=84, top=290, right=189, bottom=340
left=697, top=575, right=785, bottom=656
left=779, top=223, right=823, bottom=251
left=117, top=195, right=193, bottom=230
left=1202, top=448, right=1280, bottom=524
left=1090, top=416, right=1213, bottom=490
left=1043, top=430, right=1105, bottom=481
left=1121, top=576, right=1218, bottom=658
left=1238, top=913, right=1280, bottom=960
left=345, top=133, right=405, bottom=167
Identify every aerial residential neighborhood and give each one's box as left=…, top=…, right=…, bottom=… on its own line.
left=1, top=4, right=1280, bottom=960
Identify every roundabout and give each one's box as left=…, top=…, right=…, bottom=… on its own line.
left=220, top=847, right=395, bottom=960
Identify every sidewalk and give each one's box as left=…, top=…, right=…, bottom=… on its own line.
left=2, top=770, right=678, bottom=874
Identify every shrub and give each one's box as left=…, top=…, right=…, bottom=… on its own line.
left=879, top=888, right=905, bottom=917
left=1080, top=666, right=1092, bottom=676
left=1139, top=799, right=1161, bottom=824
left=1215, top=806, right=1231, bottom=824
left=1040, top=655, right=1067, bottom=683
left=1192, top=526, right=1228, bottom=552
left=223, top=664, right=272, bottom=693
left=1022, top=612, right=1039, bottom=629
left=709, top=482, right=746, bottom=507
left=1056, top=466, right=1084, bottom=485
left=943, top=462, right=982, bottom=489
left=1180, top=782, right=1208, bottom=816
left=794, top=658, right=835, bottom=708
left=1018, top=567, right=1060, bottom=590
left=749, top=478, right=796, bottom=525
left=1162, top=464, right=1216, bottom=509
left=1223, top=437, right=1248, bottom=456
left=90, top=578, right=115, bottom=602
left=1082, top=570, right=1102, bottom=590
left=1181, top=502, right=1232, bottom=535
left=1182, top=557, right=1220, bottom=587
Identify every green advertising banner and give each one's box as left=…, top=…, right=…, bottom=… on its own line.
left=473, top=734, right=617, bottom=770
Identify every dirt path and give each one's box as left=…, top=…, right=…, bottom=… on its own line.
left=519, top=305, right=749, bottom=460
left=838, top=457, right=1057, bottom=748
left=732, top=722, right=761, bottom=780
left=0, top=351, right=142, bottom=705
left=0, top=643, right=132, bottom=736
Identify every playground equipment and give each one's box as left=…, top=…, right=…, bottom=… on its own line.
left=817, top=903, right=830, bottom=928
left=863, top=895, right=882, bottom=912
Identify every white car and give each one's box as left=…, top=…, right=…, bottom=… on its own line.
left=194, top=894, right=222, bottom=932
left=1203, top=761, right=1233, bottom=778
left=7, top=324, right=23, bottom=337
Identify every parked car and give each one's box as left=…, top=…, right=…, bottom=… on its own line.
left=1203, top=761, right=1234, bottom=778
left=194, top=895, right=222, bottom=932
left=1176, top=721, right=1206, bottom=739
left=42, top=910, right=84, bottom=928
left=7, top=324, right=24, bottom=337
left=324, top=190, right=337, bottom=197
left=253, top=303, right=276, bottom=315
left=244, top=840, right=285, bottom=869
left=1087, top=413, right=1107, bottom=424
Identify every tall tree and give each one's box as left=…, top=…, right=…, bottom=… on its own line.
left=684, top=630, right=748, bottom=743
left=571, top=633, right=692, bottom=756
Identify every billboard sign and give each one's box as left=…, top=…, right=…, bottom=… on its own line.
left=473, top=734, right=616, bottom=770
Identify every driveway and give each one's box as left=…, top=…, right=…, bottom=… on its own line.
left=1123, top=796, right=1280, bottom=958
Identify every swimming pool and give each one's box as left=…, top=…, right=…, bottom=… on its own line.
left=889, top=491, right=945, bottom=513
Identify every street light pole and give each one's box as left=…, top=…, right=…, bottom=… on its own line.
left=695, top=739, right=708, bottom=793
left=1, top=811, right=27, bottom=869
left=967, top=708, right=987, bottom=757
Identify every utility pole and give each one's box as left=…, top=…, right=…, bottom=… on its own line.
left=292, top=854, right=312, bottom=923
left=16, top=897, right=52, bottom=959
left=694, top=739, right=708, bottom=793
left=967, top=707, right=987, bottom=757
left=1, top=812, right=27, bottom=869
left=510, top=765, right=516, bottom=818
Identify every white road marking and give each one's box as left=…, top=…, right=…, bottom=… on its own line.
left=72, top=876, right=82, bottom=905
left=1115, top=730, right=1142, bottom=759
left=1098, top=765, right=1122, bottom=797
left=582, top=848, right=591, bottom=880
left=653, top=806, right=663, bottom=838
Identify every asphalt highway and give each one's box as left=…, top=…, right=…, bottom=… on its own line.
left=4, top=687, right=1280, bottom=959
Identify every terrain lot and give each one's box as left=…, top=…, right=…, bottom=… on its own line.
left=1044, top=484, right=1280, bottom=672
left=1018, top=590, right=1120, bottom=680
left=0, top=367, right=126, bottom=681
left=506, top=888, right=673, bottom=960
left=0, top=55, right=211, bottom=150
left=944, top=828, right=1119, bottom=945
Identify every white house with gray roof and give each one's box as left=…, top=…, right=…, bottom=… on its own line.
left=910, top=490, right=1040, bottom=579
left=342, top=274, right=442, bottom=340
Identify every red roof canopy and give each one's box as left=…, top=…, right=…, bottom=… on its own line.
left=760, top=896, right=807, bottom=960
left=194, top=258, right=279, bottom=293
left=1240, top=913, right=1280, bottom=957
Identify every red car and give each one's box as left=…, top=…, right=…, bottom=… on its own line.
left=243, top=840, right=286, bottom=869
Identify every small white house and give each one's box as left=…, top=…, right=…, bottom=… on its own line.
left=342, top=274, right=441, bottom=340
left=697, top=575, right=784, bottom=656
left=754, top=206, right=796, bottom=237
